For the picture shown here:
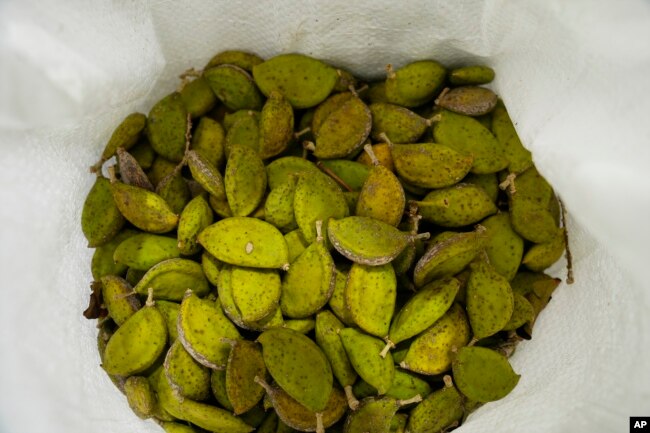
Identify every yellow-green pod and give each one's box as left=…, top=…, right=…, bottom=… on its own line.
left=353, top=369, right=432, bottom=401
left=463, top=172, right=499, bottom=203
left=97, top=112, right=147, bottom=164
left=365, top=81, right=389, bottom=104
left=91, top=229, right=138, bottom=280
left=392, top=143, right=474, bottom=189
left=101, top=275, right=141, bottom=326
left=133, top=258, right=210, bottom=301
left=339, top=328, right=394, bottom=395
left=508, top=167, right=558, bottom=243
left=343, top=396, right=418, bottom=433
left=437, top=86, right=498, bottom=117
left=187, top=150, right=226, bottom=201
left=415, top=183, right=497, bottom=227
left=113, top=233, right=181, bottom=271
left=155, top=170, right=192, bottom=215
left=466, top=261, right=514, bottom=339
left=284, top=229, right=309, bottom=263
left=124, top=376, right=157, bottom=419
left=357, top=142, right=394, bottom=172
left=482, top=212, right=524, bottom=281
left=522, top=228, right=566, bottom=271
left=369, top=102, right=428, bottom=144
left=265, top=176, right=298, bottom=232
left=266, top=156, right=319, bottom=190
left=259, top=90, right=294, bottom=159
left=180, top=76, right=217, bottom=118
left=147, top=156, right=177, bottom=187
left=328, top=269, right=355, bottom=326
left=204, top=64, right=263, bottom=111
left=449, top=65, right=495, bottom=85
left=156, top=300, right=180, bottom=341
left=225, top=339, right=268, bottom=415
left=225, top=110, right=261, bottom=155
left=502, top=293, right=535, bottom=331
left=452, top=346, right=520, bottom=402
left=162, top=422, right=200, bottom=433
left=491, top=100, right=533, bottom=174
left=225, top=144, right=267, bottom=216
left=201, top=252, right=222, bottom=286
left=345, top=262, right=396, bottom=338
left=312, top=96, right=371, bottom=159
left=283, top=319, right=316, bottom=334
left=406, top=379, right=464, bottom=433
left=191, top=116, right=225, bottom=170
left=385, top=60, right=446, bottom=107
left=318, top=159, right=371, bottom=192
left=111, top=179, right=179, bottom=233
left=82, top=176, right=125, bottom=247
left=146, top=92, right=188, bottom=163
left=177, top=195, right=214, bottom=256
left=205, top=50, right=263, bottom=71
left=211, top=369, right=234, bottom=411
left=231, top=266, right=281, bottom=322
left=164, top=339, right=211, bottom=401
left=333, top=68, right=357, bottom=93
left=312, top=92, right=355, bottom=135
left=129, top=140, right=156, bottom=171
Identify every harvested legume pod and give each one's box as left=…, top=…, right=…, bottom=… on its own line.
left=436, top=86, right=498, bottom=116
left=113, top=233, right=181, bottom=271
left=385, top=60, right=446, bottom=107
left=452, top=346, right=520, bottom=402
left=406, top=376, right=464, bottom=433
left=204, top=64, right=263, bottom=111
left=134, top=258, right=209, bottom=301
left=391, top=143, right=473, bottom=189
left=449, top=65, right=495, bottom=85
left=345, top=262, right=396, bottom=338
left=81, top=175, right=125, bottom=247
left=225, top=144, right=267, bottom=216
left=146, top=92, right=188, bottom=163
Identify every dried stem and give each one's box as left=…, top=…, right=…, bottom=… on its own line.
left=145, top=287, right=155, bottom=307
left=379, top=338, right=395, bottom=358
left=363, top=143, right=380, bottom=166
left=499, top=172, right=517, bottom=195
left=560, top=198, right=574, bottom=284
left=316, top=161, right=354, bottom=192
left=344, top=385, right=359, bottom=410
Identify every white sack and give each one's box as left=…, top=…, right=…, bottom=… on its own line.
left=1, top=0, right=649, bottom=432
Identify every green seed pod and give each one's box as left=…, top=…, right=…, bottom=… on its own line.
left=95, top=112, right=147, bottom=167
left=156, top=170, right=192, bottom=215
left=111, top=177, right=179, bottom=233
left=312, top=96, right=371, bottom=159
left=406, top=378, right=464, bottom=433
left=259, top=90, right=294, bottom=159
left=392, top=143, right=474, bottom=189
left=415, top=183, right=497, bottom=227
left=466, top=260, right=515, bottom=339
left=225, top=144, right=267, bottom=216
left=256, top=378, right=347, bottom=433
left=211, top=369, right=234, bottom=411
left=365, top=81, right=389, bottom=104
left=224, top=339, right=268, bottom=415
left=225, top=110, right=261, bottom=155
left=258, top=327, right=333, bottom=412
left=101, top=275, right=141, bottom=326
left=96, top=321, right=126, bottom=393
left=91, top=229, right=138, bottom=280
left=162, top=422, right=200, bottom=433
left=508, top=167, right=558, bottom=243
left=283, top=319, right=316, bottom=334
left=134, top=258, right=209, bottom=301
left=205, top=50, right=264, bottom=71
left=148, top=157, right=177, bottom=187
left=369, top=103, right=428, bottom=144
left=318, top=159, right=371, bottom=192
left=231, top=266, right=281, bottom=322
left=116, top=147, right=154, bottom=191
left=198, top=217, right=289, bottom=269
left=204, top=64, right=263, bottom=111
left=156, top=300, right=180, bottom=341
left=328, top=269, right=356, bottom=326
left=82, top=176, right=125, bottom=247
left=124, top=268, right=146, bottom=290
left=154, top=368, right=254, bottom=433
left=257, top=411, right=279, bottom=433
left=164, top=339, right=211, bottom=400
left=353, top=369, right=432, bottom=402
left=432, top=109, right=508, bottom=174
left=265, top=176, right=298, bottom=232
left=266, top=156, right=319, bottom=190
left=522, top=228, right=566, bottom=271
left=201, top=252, right=222, bottom=286
left=284, top=229, right=310, bottom=263
left=390, top=413, right=408, bottom=433
left=113, top=233, right=180, bottom=271
left=129, top=140, right=156, bottom=171
left=253, top=54, right=338, bottom=109
left=345, top=262, right=396, bottom=338
left=191, top=116, right=226, bottom=170
left=357, top=142, right=394, bottom=171
left=146, top=92, right=188, bottom=162
left=186, top=150, right=225, bottom=200
left=294, top=171, right=349, bottom=245
left=180, top=76, right=217, bottom=118
left=343, top=396, right=421, bottom=433
left=103, top=300, right=168, bottom=376
left=491, top=100, right=533, bottom=174
left=436, top=86, right=498, bottom=116
left=413, top=229, right=486, bottom=288
left=482, top=212, right=524, bottom=280
left=339, top=328, right=394, bottom=395
left=387, top=278, right=459, bottom=347
left=385, top=61, right=446, bottom=107
left=333, top=68, right=358, bottom=93
left=452, top=346, right=520, bottom=402
left=124, top=376, right=157, bottom=419
left=463, top=172, right=499, bottom=203
left=449, top=65, right=495, bottom=85
left=178, top=291, right=242, bottom=369
left=328, top=217, right=425, bottom=266
left=312, top=93, right=355, bottom=136
left=177, top=195, right=213, bottom=255
left=502, top=292, right=535, bottom=331
left=400, top=304, right=470, bottom=375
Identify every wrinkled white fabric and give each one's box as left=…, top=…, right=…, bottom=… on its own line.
left=0, top=1, right=649, bottom=432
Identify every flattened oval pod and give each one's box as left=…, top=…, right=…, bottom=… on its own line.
left=386, top=278, right=459, bottom=348
left=482, top=212, right=524, bottom=280
left=164, top=339, right=211, bottom=401
left=225, top=110, right=260, bottom=154
left=502, top=292, right=535, bottom=331
left=449, top=65, right=495, bottom=85
left=124, top=376, right=157, bottom=419
left=365, top=81, right=389, bottom=104
left=400, top=304, right=471, bottom=375
left=391, top=143, right=474, bottom=189
left=369, top=102, right=428, bottom=144
left=285, top=229, right=310, bottom=263
left=231, top=266, right=281, bottom=322
left=334, top=68, right=357, bottom=92
left=225, top=144, right=267, bottom=216
left=353, top=369, right=432, bottom=401
left=281, top=222, right=335, bottom=318
left=256, top=379, right=347, bottom=433
left=211, top=369, right=234, bottom=411
left=101, top=275, right=141, bottom=326
left=328, top=269, right=356, bottom=326
left=343, top=396, right=422, bottom=433
left=129, top=140, right=156, bottom=171
left=155, top=370, right=254, bottom=433
left=177, top=195, right=214, bottom=256
left=345, top=263, right=396, bottom=338
left=413, top=229, right=486, bottom=288
left=328, top=217, right=427, bottom=266
left=178, top=291, right=242, bottom=369
left=463, top=172, right=499, bottom=203
left=357, top=142, right=394, bottom=172
left=180, top=76, right=217, bottom=118
left=284, top=318, right=316, bottom=334
left=201, top=252, right=222, bottom=286
left=294, top=171, right=348, bottom=245
left=110, top=176, right=179, bottom=233
left=148, top=157, right=177, bottom=187
left=97, top=321, right=126, bottom=393
left=225, top=339, right=267, bottom=415
left=116, top=147, right=154, bottom=191
left=466, top=260, right=514, bottom=339
left=452, top=346, right=520, bottom=402
left=436, top=86, right=498, bottom=116
left=198, top=217, right=289, bottom=269
left=162, top=422, right=200, bottom=433
left=312, top=92, right=354, bottom=136
left=156, top=169, right=192, bottom=215
left=204, top=64, right=263, bottom=111
left=266, top=156, right=319, bottom=190
left=265, top=176, right=298, bottom=232
left=259, top=90, right=294, bottom=159
left=82, top=176, right=125, bottom=247
left=93, top=112, right=147, bottom=169
left=491, top=100, right=532, bottom=174
left=156, top=300, right=180, bottom=341
left=253, top=53, right=338, bottom=109
left=187, top=150, right=226, bottom=200
left=522, top=227, right=566, bottom=271
left=312, top=96, right=371, bottom=159
left=385, top=60, right=446, bottom=107
left=318, top=159, right=371, bottom=192
left=146, top=92, right=188, bottom=162
left=415, top=183, right=497, bottom=227
left=191, top=116, right=225, bottom=170
left=103, top=297, right=168, bottom=376
left=91, top=229, right=138, bottom=280
left=258, top=327, right=333, bottom=412
left=406, top=377, right=464, bottom=433
left=113, top=233, right=181, bottom=270
left=339, top=328, right=394, bottom=395
left=134, top=258, right=209, bottom=301
left=432, top=109, right=508, bottom=174
left=205, top=50, right=263, bottom=71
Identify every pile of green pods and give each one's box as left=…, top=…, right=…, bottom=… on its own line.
left=82, top=50, right=568, bottom=433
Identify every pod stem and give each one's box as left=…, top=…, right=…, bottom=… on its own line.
left=89, top=159, right=106, bottom=174
left=379, top=338, right=395, bottom=358
left=498, top=172, right=517, bottom=195
left=107, top=165, right=118, bottom=183
left=385, top=64, right=396, bottom=80
left=443, top=375, right=453, bottom=388
left=559, top=197, right=574, bottom=284
left=433, top=87, right=450, bottom=106
left=397, top=394, right=422, bottom=407
left=316, top=413, right=324, bottom=433
left=377, top=132, right=394, bottom=148
left=145, top=287, right=155, bottom=307
left=315, top=220, right=324, bottom=243
left=253, top=376, right=272, bottom=393
left=316, top=160, right=354, bottom=192
left=179, top=67, right=202, bottom=80
left=116, top=290, right=137, bottom=300
left=344, top=385, right=360, bottom=410
left=363, top=143, right=380, bottom=166
left=294, top=127, right=311, bottom=139
left=410, top=232, right=430, bottom=241
left=428, top=113, right=442, bottom=125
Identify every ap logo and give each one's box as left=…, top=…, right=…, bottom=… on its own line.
left=631, top=417, right=650, bottom=431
